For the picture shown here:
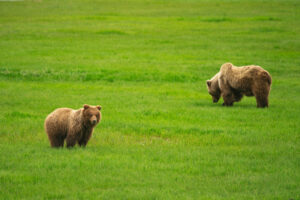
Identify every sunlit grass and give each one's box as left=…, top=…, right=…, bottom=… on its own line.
left=0, top=0, right=299, bottom=199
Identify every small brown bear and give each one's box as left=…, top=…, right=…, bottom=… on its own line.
left=45, top=104, right=101, bottom=148
left=206, top=63, right=272, bottom=108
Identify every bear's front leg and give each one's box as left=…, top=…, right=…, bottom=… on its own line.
left=222, top=92, right=234, bottom=106
left=233, top=92, right=243, bottom=102
left=78, top=137, right=87, bottom=147
left=78, top=140, right=88, bottom=147
left=78, top=130, right=93, bottom=147
left=66, top=133, right=77, bottom=148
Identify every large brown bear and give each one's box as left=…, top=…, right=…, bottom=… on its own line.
left=206, top=63, right=272, bottom=107
left=45, top=104, right=102, bottom=148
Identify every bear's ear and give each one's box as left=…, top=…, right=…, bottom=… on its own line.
left=96, top=105, right=102, bottom=111
left=206, top=80, right=211, bottom=87
left=83, top=104, right=90, bottom=110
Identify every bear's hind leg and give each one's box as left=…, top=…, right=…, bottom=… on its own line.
left=255, top=94, right=269, bottom=108
left=254, top=88, right=269, bottom=108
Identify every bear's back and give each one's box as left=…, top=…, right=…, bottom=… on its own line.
left=236, top=65, right=270, bottom=83
left=220, top=63, right=270, bottom=91
left=48, top=108, right=73, bottom=122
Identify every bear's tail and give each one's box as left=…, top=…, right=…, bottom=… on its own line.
left=261, top=71, right=272, bottom=85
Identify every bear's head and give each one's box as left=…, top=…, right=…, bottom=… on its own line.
left=206, top=73, right=221, bottom=103
left=83, top=104, right=102, bottom=127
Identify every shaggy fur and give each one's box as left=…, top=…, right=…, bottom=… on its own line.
left=206, top=63, right=272, bottom=108
left=45, top=104, right=102, bottom=148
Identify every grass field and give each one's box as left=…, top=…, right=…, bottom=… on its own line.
left=0, top=0, right=300, bottom=199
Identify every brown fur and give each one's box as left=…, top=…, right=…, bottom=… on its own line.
left=44, top=104, right=102, bottom=148
left=206, top=63, right=272, bottom=108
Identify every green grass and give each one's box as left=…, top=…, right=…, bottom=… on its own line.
left=0, top=0, right=299, bottom=199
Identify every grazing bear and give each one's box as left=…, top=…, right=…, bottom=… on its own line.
left=45, top=104, right=101, bottom=148
left=206, top=63, right=272, bottom=107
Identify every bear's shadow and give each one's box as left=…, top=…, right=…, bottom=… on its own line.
left=192, top=101, right=272, bottom=109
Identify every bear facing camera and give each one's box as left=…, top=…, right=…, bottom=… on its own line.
left=45, top=104, right=102, bottom=148
left=206, top=63, right=272, bottom=108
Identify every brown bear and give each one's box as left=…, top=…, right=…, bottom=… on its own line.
left=44, top=104, right=102, bottom=148
left=206, top=63, right=272, bottom=107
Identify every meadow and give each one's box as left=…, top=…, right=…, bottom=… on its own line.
left=0, top=0, right=299, bottom=199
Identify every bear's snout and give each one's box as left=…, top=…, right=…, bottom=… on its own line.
left=212, top=96, right=220, bottom=103
left=90, top=116, right=98, bottom=125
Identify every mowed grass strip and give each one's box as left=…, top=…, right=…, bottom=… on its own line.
left=0, top=0, right=299, bottom=199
